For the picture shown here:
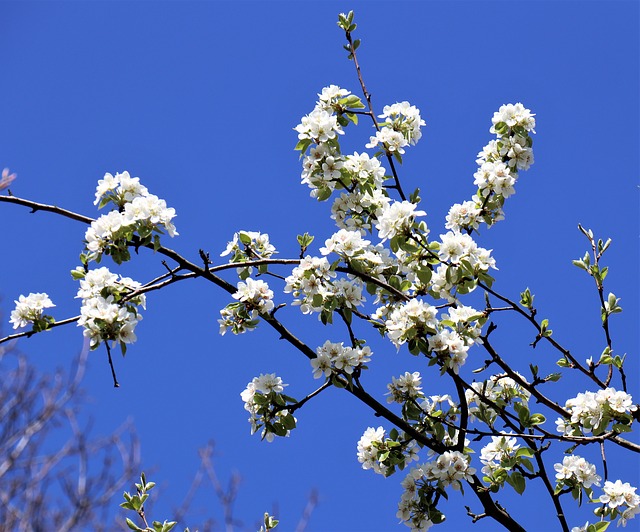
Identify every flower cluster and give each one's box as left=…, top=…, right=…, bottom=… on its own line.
left=437, top=231, right=495, bottom=269
left=366, top=101, right=426, bottom=156
left=386, top=371, right=423, bottom=404
left=331, top=187, right=391, bottom=231
left=473, top=161, right=516, bottom=198
left=397, top=469, right=441, bottom=532
left=384, top=299, right=438, bottom=349
left=328, top=152, right=390, bottom=229
left=310, top=340, right=372, bottom=379
left=490, top=103, right=536, bottom=137
left=295, top=109, right=344, bottom=145
left=465, top=374, right=531, bottom=424
left=554, top=455, right=601, bottom=490
left=427, top=234, right=496, bottom=302
left=357, top=426, right=388, bottom=474
left=233, top=279, right=274, bottom=314
left=444, top=103, right=535, bottom=232
left=480, top=434, right=521, bottom=476
left=240, top=374, right=297, bottom=443
left=218, top=278, right=274, bottom=335
left=397, top=451, right=476, bottom=530
left=221, top=230, right=277, bottom=278
left=376, top=201, right=427, bottom=242
left=444, top=200, right=482, bottom=233
left=295, top=86, right=366, bottom=201
left=74, top=266, right=145, bottom=350
left=284, top=256, right=364, bottom=319
left=421, top=451, right=476, bottom=490
left=357, top=426, right=419, bottom=476
left=86, top=171, right=177, bottom=264
left=597, top=480, right=640, bottom=527
left=557, top=388, right=636, bottom=436
left=9, top=292, right=55, bottom=331
left=316, top=84, right=352, bottom=112
left=319, top=229, right=371, bottom=258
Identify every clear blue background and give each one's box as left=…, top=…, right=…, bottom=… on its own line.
left=1, top=1, right=638, bottom=531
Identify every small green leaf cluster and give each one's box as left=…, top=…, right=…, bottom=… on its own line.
left=246, top=389, right=298, bottom=442
left=413, top=397, right=461, bottom=448
left=399, top=482, right=447, bottom=529
left=121, top=473, right=178, bottom=532
left=297, top=232, right=314, bottom=257
left=573, top=250, right=609, bottom=290
left=373, top=428, right=419, bottom=477
left=581, top=522, right=610, bottom=532
left=513, top=402, right=546, bottom=429
left=483, top=447, right=534, bottom=495
left=218, top=301, right=261, bottom=336
left=337, top=12, right=359, bottom=60
left=539, top=318, right=553, bottom=339
left=602, top=293, right=622, bottom=322
left=598, top=347, right=626, bottom=371
left=30, top=314, right=56, bottom=333
left=519, top=287, right=534, bottom=310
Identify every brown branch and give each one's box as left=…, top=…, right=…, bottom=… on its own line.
left=343, top=26, right=406, bottom=201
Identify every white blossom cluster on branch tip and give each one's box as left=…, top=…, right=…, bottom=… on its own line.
left=556, top=388, right=636, bottom=436
left=554, top=455, right=601, bottom=490
left=85, top=171, right=177, bottom=264
left=218, top=278, right=275, bottom=336
left=74, top=266, right=145, bottom=350
left=282, top=255, right=365, bottom=323
left=357, top=426, right=420, bottom=476
left=9, top=292, right=55, bottom=331
left=310, top=339, right=372, bottom=378
left=240, top=374, right=297, bottom=443
left=366, top=101, right=425, bottom=155
left=220, top=230, right=277, bottom=279
left=397, top=451, right=476, bottom=531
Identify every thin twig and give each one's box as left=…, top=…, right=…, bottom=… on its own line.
left=104, top=342, right=119, bottom=388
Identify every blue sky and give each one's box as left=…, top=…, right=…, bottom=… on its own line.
left=1, top=1, right=638, bottom=531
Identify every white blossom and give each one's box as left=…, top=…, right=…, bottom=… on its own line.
left=491, top=103, right=536, bottom=135
left=9, top=293, right=55, bottom=329
left=375, top=201, right=427, bottom=242
left=554, top=455, right=601, bottom=489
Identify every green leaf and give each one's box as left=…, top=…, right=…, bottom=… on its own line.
left=516, top=404, right=530, bottom=427
left=316, top=187, right=332, bottom=202
left=529, top=413, right=546, bottom=426
left=294, top=138, right=312, bottom=153
left=494, top=122, right=509, bottom=136
left=520, top=287, right=534, bottom=308
left=126, top=518, right=144, bottom=532
left=282, top=413, right=297, bottom=430
left=588, top=522, right=610, bottom=532
left=515, top=448, right=534, bottom=458
left=572, top=259, right=587, bottom=270
left=520, top=458, right=534, bottom=473
left=509, top=471, right=526, bottom=494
